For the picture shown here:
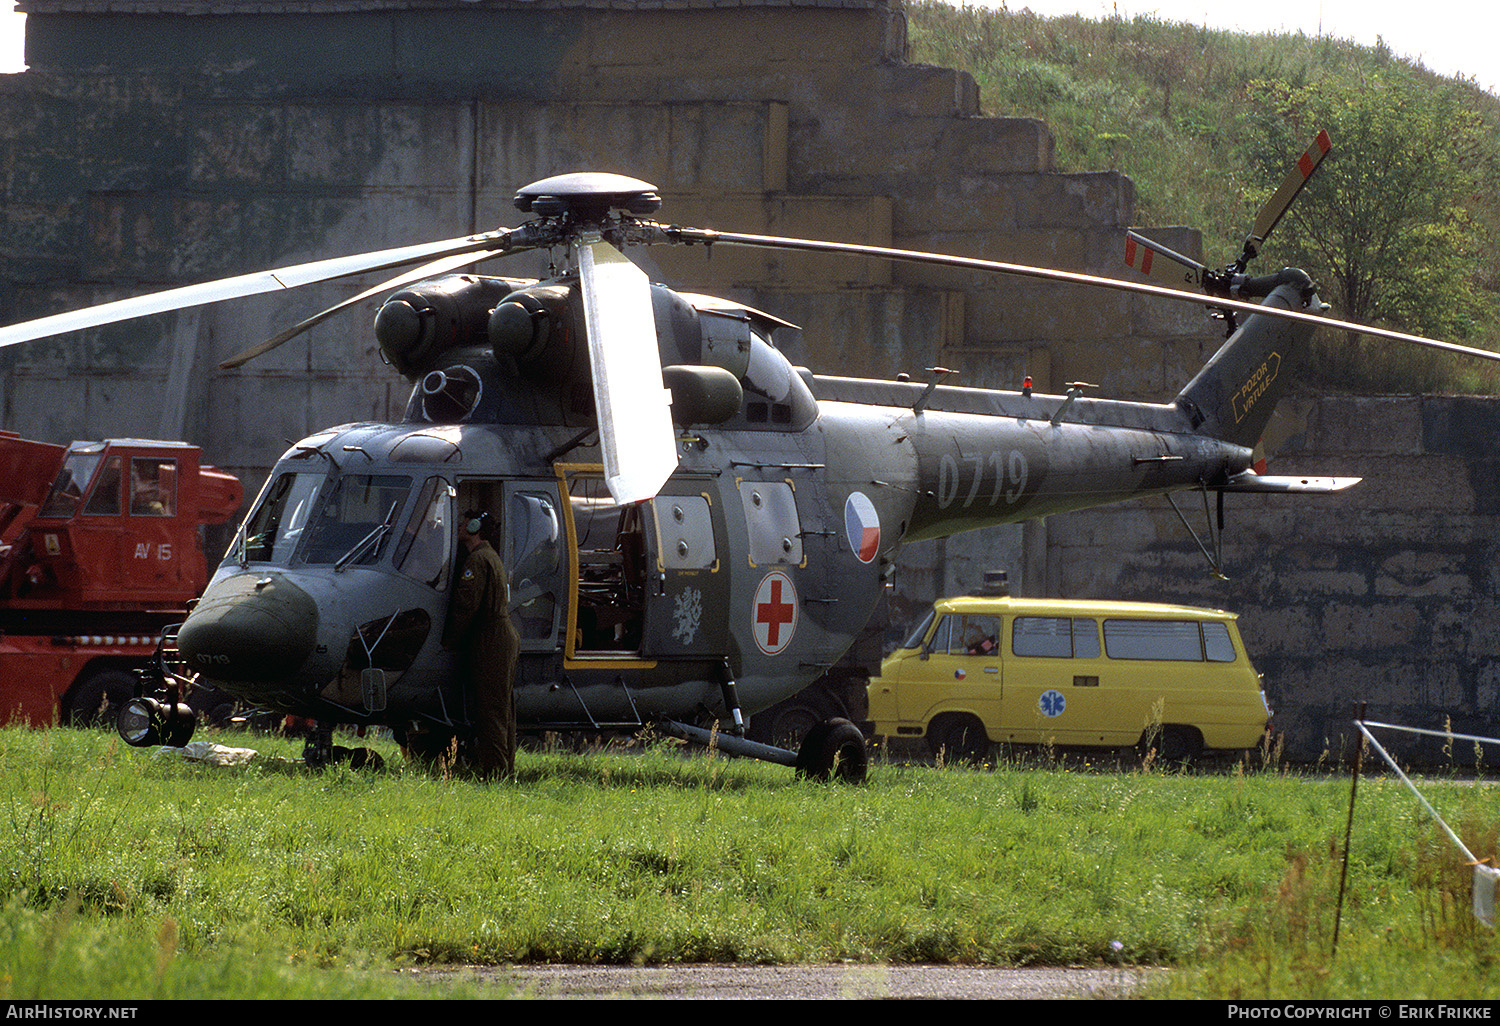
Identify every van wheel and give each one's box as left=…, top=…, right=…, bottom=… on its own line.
left=1141, top=725, right=1203, bottom=765
left=928, top=715, right=990, bottom=765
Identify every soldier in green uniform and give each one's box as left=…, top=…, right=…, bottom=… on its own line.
left=442, top=510, right=520, bottom=779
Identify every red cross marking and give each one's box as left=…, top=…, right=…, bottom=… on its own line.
left=754, top=572, right=797, bottom=653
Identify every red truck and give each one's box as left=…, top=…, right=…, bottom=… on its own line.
left=0, top=432, right=243, bottom=727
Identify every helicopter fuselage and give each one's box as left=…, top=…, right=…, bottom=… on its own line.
left=175, top=270, right=1268, bottom=740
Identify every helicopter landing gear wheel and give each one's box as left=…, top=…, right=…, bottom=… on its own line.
left=394, top=727, right=458, bottom=768
left=301, top=723, right=386, bottom=771
left=794, top=717, right=868, bottom=783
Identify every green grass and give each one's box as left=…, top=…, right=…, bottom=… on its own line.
left=3, top=725, right=1500, bottom=998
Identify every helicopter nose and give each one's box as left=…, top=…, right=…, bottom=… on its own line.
left=177, top=572, right=319, bottom=681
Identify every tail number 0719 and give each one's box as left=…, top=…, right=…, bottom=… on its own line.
left=937, top=451, right=1029, bottom=509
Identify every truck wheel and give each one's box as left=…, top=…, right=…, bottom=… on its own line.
left=794, top=718, right=868, bottom=783
left=928, top=715, right=990, bottom=765
left=65, top=669, right=136, bottom=727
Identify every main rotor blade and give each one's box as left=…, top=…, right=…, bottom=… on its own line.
left=1249, top=129, right=1332, bottom=249
left=0, top=229, right=515, bottom=351
left=659, top=226, right=1500, bottom=364
left=218, top=246, right=517, bottom=369
left=574, top=236, right=678, bottom=505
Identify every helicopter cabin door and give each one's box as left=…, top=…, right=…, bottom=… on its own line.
left=557, top=465, right=726, bottom=660
left=452, top=478, right=565, bottom=653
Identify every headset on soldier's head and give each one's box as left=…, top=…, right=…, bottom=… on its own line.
left=464, top=510, right=492, bottom=535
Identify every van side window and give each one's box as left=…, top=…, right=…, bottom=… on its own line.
left=1012, top=616, right=1100, bottom=658
left=1073, top=618, right=1101, bottom=658
left=1202, top=622, right=1237, bottom=662
left=1103, top=619, right=1204, bottom=661
left=1013, top=616, right=1072, bottom=657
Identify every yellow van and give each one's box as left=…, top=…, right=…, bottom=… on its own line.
left=867, top=594, right=1270, bottom=762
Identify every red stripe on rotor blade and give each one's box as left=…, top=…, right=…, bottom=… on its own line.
left=1125, top=236, right=1136, bottom=267
left=1297, top=130, right=1332, bottom=178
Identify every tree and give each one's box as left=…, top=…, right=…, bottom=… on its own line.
left=1243, top=73, right=1494, bottom=355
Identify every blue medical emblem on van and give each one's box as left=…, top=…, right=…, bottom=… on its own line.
left=1039, top=689, right=1066, bottom=717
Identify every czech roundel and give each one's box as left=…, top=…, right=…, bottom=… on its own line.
left=844, top=491, right=880, bottom=563
left=752, top=570, right=798, bottom=656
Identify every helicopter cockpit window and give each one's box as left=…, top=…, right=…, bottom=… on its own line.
left=242, top=472, right=322, bottom=563
left=301, top=474, right=412, bottom=567
left=394, top=476, right=453, bottom=589
left=39, top=447, right=106, bottom=518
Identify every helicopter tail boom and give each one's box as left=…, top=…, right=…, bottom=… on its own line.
left=1173, top=273, right=1321, bottom=451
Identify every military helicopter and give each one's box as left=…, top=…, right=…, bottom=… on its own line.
left=2, top=133, right=1495, bottom=780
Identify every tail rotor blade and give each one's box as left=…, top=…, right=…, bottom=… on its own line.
left=1247, top=129, right=1332, bottom=253
left=574, top=237, right=678, bottom=505
left=1124, top=231, right=1206, bottom=289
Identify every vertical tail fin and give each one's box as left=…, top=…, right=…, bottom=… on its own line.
left=1175, top=270, right=1322, bottom=449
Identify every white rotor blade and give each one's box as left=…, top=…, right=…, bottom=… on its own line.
left=666, top=227, right=1500, bottom=364
left=0, top=229, right=512, bottom=351
left=218, top=246, right=518, bottom=369
left=575, top=237, right=677, bottom=505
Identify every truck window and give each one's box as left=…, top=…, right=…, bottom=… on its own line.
left=1103, top=619, right=1204, bottom=661
left=82, top=456, right=123, bottom=516
left=130, top=458, right=177, bottom=516
left=41, top=449, right=105, bottom=518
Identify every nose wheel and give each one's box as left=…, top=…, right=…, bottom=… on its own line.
left=302, top=722, right=386, bottom=770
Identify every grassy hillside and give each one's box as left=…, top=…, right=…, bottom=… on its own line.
left=906, top=1, right=1500, bottom=392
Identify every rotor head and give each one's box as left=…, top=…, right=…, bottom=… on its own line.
left=513, top=172, right=662, bottom=226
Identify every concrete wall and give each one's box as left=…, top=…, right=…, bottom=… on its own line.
left=0, top=1, right=1493, bottom=761
left=0, top=0, right=1200, bottom=485
left=1039, top=394, right=1500, bottom=762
